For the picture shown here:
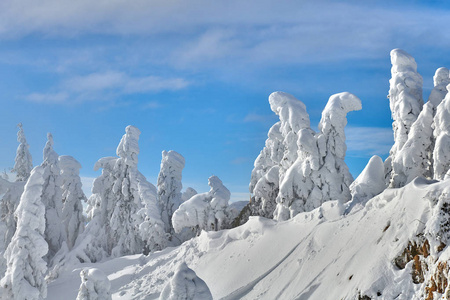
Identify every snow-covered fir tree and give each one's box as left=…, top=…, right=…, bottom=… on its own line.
left=159, top=262, right=213, bottom=300
left=40, top=133, right=67, bottom=263
left=172, top=175, right=231, bottom=235
left=249, top=92, right=311, bottom=219
left=275, top=92, right=361, bottom=220
left=0, top=166, right=48, bottom=300
left=51, top=126, right=165, bottom=273
left=182, top=187, right=197, bottom=202
left=59, top=155, right=86, bottom=250
left=157, top=150, right=185, bottom=238
left=76, top=268, right=111, bottom=300
left=385, top=49, right=424, bottom=184
left=12, top=123, right=33, bottom=182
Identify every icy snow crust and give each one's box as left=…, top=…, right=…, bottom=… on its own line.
left=48, top=177, right=450, bottom=299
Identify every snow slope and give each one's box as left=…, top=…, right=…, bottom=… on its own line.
left=48, top=177, right=450, bottom=299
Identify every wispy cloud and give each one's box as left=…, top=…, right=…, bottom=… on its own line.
left=25, top=92, right=69, bottom=104
left=243, top=113, right=277, bottom=124
left=25, top=71, right=189, bottom=104
left=346, top=126, right=393, bottom=157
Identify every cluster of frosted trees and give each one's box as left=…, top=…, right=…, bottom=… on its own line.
left=0, top=124, right=233, bottom=299
left=248, top=48, right=450, bottom=222
left=248, top=91, right=361, bottom=221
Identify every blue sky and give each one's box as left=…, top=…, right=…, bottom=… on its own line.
left=0, top=0, right=449, bottom=201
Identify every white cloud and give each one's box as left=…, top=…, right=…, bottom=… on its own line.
left=1, top=1, right=449, bottom=67
left=346, top=126, right=393, bottom=157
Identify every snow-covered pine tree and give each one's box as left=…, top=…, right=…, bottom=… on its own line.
left=59, top=155, right=86, bottom=250
left=172, top=176, right=231, bottom=235
left=275, top=92, right=361, bottom=220
left=40, top=133, right=67, bottom=263
left=0, top=166, right=48, bottom=300
left=385, top=49, right=424, bottom=184
left=157, top=150, right=185, bottom=238
left=159, top=262, right=213, bottom=300
left=249, top=92, right=311, bottom=219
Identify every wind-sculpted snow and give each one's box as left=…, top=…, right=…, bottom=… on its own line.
left=182, top=187, right=197, bottom=202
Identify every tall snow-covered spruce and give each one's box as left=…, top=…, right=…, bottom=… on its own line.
left=1, top=166, right=48, bottom=300
left=157, top=150, right=185, bottom=239
left=274, top=92, right=361, bottom=220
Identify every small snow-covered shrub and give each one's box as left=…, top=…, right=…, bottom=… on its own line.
left=76, top=268, right=111, bottom=300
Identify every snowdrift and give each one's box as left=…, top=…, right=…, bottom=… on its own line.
left=48, top=177, right=450, bottom=299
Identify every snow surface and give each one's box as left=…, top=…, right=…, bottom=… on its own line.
left=47, top=177, right=450, bottom=299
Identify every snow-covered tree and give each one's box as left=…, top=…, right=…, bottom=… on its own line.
left=76, top=268, right=111, bottom=300
left=59, top=155, right=86, bottom=250
left=429, top=67, right=450, bottom=107
left=433, top=84, right=450, bottom=180
left=172, top=176, right=231, bottom=235
left=159, top=263, right=212, bottom=300
left=86, top=125, right=145, bottom=258
left=157, top=150, right=185, bottom=237
left=249, top=92, right=311, bottom=219
left=385, top=49, right=423, bottom=182
left=137, top=173, right=167, bottom=255
left=40, top=133, right=67, bottom=263
left=0, top=166, right=48, bottom=300
left=12, top=123, right=33, bottom=182
left=51, top=126, right=165, bottom=272
left=347, top=155, right=386, bottom=212
left=182, top=187, right=197, bottom=202
left=275, top=92, right=361, bottom=220
left=391, top=102, right=434, bottom=187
